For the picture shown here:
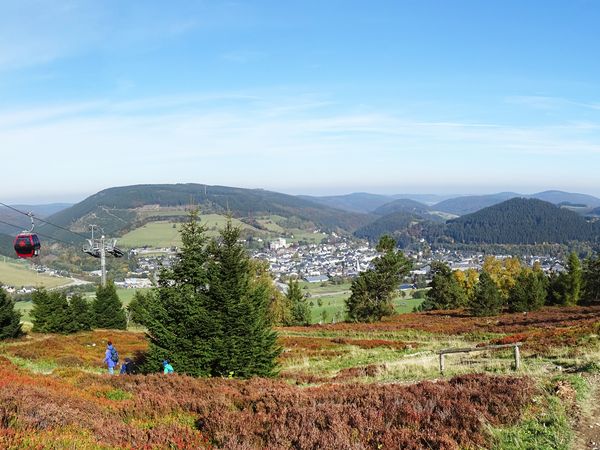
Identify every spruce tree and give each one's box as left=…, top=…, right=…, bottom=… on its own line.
left=0, top=287, right=22, bottom=340
left=508, top=270, right=547, bottom=312
left=470, top=271, right=503, bottom=316
left=69, top=294, right=93, bottom=331
left=31, top=289, right=73, bottom=333
left=205, top=221, right=280, bottom=377
left=287, top=279, right=311, bottom=325
left=346, top=235, right=412, bottom=322
left=421, top=261, right=468, bottom=310
left=582, top=256, right=600, bottom=304
left=136, top=212, right=280, bottom=378
left=92, top=281, right=127, bottom=329
left=550, top=252, right=583, bottom=306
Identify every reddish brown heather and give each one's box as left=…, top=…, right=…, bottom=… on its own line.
left=282, top=305, right=600, bottom=335
left=0, top=354, right=536, bottom=449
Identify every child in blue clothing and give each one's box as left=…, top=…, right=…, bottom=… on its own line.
left=162, top=360, right=174, bottom=374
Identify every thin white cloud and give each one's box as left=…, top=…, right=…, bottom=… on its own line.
left=1, top=93, right=600, bottom=200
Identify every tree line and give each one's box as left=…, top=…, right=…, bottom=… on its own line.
left=421, top=252, right=600, bottom=316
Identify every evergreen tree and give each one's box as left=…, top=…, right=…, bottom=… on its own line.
left=205, top=221, right=280, bottom=377
left=92, top=281, right=127, bottom=329
left=69, top=294, right=93, bottom=331
left=582, top=255, right=600, bottom=304
left=420, top=261, right=468, bottom=310
left=31, top=289, right=73, bottom=333
left=470, top=271, right=503, bottom=316
left=550, top=252, right=583, bottom=306
left=0, top=287, right=22, bottom=340
left=287, top=279, right=311, bottom=325
left=508, top=270, right=547, bottom=312
left=346, top=235, right=412, bottom=322
left=136, top=211, right=280, bottom=378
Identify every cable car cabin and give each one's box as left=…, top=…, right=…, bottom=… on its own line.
left=13, top=233, right=41, bottom=258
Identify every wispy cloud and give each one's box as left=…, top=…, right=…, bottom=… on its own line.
left=506, top=95, right=600, bottom=111
left=2, top=92, right=600, bottom=199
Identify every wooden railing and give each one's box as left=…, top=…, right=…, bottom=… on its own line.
left=436, top=342, right=522, bottom=374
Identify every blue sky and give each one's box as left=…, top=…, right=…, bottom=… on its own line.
left=1, top=0, right=600, bottom=203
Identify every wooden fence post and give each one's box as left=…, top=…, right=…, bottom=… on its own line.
left=439, top=353, right=445, bottom=374
left=513, top=345, right=520, bottom=371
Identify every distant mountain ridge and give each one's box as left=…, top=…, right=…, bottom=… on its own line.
left=44, top=184, right=373, bottom=239
left=298, top=193, right=395, bottom=214
left=433, top=191, right=600, bottom=216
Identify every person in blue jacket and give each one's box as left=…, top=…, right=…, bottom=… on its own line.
left=163, top=360, right=174, bottom=374
left=104, top=341, right=118, bottom=375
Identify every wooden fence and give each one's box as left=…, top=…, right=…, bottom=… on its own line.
left=436, top=342, right=522, bottom=374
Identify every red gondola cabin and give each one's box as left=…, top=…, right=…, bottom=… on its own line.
left=13, top=233, right=41, bottom=258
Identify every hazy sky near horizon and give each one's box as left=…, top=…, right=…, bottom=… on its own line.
left=1, top=0, right=600, bottom=203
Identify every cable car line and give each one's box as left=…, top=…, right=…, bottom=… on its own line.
left=0, top=218, right=75, bottom=247
left=0, top=201, right=88, bottom=240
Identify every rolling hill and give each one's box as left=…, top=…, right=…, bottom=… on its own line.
left=372, top=198, right=431, bottom=216
left=43, top=184, right=373, bottom=241
left=445, top=198, right=599, bottom=244
left=433, top=190, right=600, bottom=216
left=433, top=192, right=520, bottom=216
left=298, top=193, right=395, bottom=214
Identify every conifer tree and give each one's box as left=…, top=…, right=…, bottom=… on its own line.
left=205, top=220, right=280, bottom=377
left=346, top=235, right=412, bottom=322
left=550, top=252, right=583, bottom=306
left=287, top=279, right=311, bottom=325
left=31, top=289, right=73, bottom=333
left=508, top=270, right=547, bottom=312
left=136, top=211, right=280, bottom=377
left=582, top=255, right=600, bottom=304
left=421, top=262, right=468, bottom=310
left=0, top=287, right=22, bottom=340
left=69, top=294, right=93, bottom=331
left=92, top=281, right=127, bottom=329
left=470, top=271, right=503, bottom=316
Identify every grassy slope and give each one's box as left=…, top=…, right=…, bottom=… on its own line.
left=0, top=259, right=70, bottom=289
left=119, top=214, right=327, bottom=248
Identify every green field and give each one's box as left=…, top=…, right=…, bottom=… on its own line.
left=119, top=213, right=328, bottom=249
left=301, top=281, right=424, bottom=323
left=0, top=259, right=71, bottom=289
left=118, top=215, right=261, bottom=248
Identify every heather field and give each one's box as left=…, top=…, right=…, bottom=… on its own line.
left=2, top=307, right=600, bottom=448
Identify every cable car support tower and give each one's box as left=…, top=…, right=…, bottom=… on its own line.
left=82, top=225, right=124, bottom=287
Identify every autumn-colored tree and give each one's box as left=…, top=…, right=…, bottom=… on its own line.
left=453, top=268, right=479, bottom=302
left=482, top=256, right=522, bottom=300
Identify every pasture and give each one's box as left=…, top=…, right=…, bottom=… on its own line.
left=118, top=215, right=264, bottom=248
left=0, top=259, right=70, bottom=289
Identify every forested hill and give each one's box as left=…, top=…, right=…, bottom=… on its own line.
left=372, top=199, right=431, bottom=216
left=433, top=192, right=520, bottom=215
left=298, top=193, right=394, bottom=214
left=446, top=198, right=599, bottom=244
left=45, top=184, right=372, bottom=237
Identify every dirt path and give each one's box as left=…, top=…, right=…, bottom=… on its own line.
left=575, top=375, right=600, bottom=450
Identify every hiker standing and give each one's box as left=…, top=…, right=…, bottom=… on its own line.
left=104, top=341, right=119, bottom=375
left=163, top=360, right=174, bottom=374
